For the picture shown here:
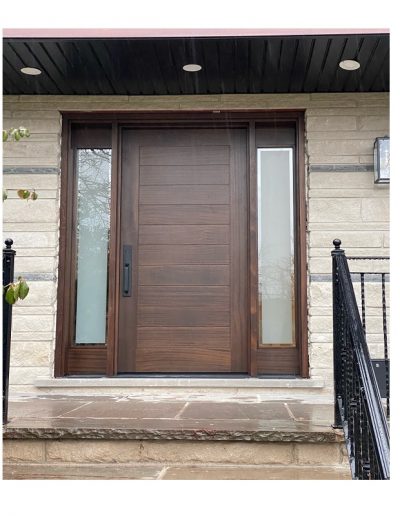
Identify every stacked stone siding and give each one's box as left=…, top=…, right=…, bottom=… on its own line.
left=3, top=93, right=390, bottom=393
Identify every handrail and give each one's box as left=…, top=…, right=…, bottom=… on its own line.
left=3, top=239, right=15, bottom=425
left=332, top=239, right=390, bottom=480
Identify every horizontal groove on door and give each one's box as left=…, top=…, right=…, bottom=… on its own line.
left=139, top=225, right=230, bottom=244
left=137, top=327, right=230, bottom=348
left=138, top=265, right=230, bottom=285
left=138, top=286, right=230, bottom=308
left=139, top=145, right=230, bottom=165
left=139, top=205, right=230, bottom=225
left=138, top=307, right=230, bottom=326
left=139, top=165, right=229, bottom=185
left=139, top=245, right=230, bottom=265
left=139, top=185, right=230, bottom=204
left=136, top=347, right=232, bottom=372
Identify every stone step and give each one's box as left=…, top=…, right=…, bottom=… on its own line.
left=32, top=377, right=328, bottom=400
left=3, top=462, right=351, bottom=480
left=4, top=438, right=348, bottom=468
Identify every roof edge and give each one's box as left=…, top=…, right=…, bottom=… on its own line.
left=2, top=28, right=390, bottom=39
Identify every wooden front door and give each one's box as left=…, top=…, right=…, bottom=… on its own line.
left=118, top=127, right=248, bottom=373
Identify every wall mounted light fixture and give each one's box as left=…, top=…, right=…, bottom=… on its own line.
left=374, top=137, right=390, bottom=184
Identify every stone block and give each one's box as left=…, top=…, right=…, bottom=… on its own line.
left=3, top=199, right=59, bottom=223
left=14, top=256, right=56, bottom=274
left=358, top=116, right=390, bottom=131
left=294, top=443, right=343, bottom=465
left=3, top=440, right=46, bottom=463
left=310, top=172, right=374, bottom=189
left=361, top=198, right=390, bottom=222
left=308, top=155, right=360, bottom=165
left=383, top=232, right=390, bottom=247
left=309, top=231, right=382, bottom=249
left=309, top=257, right=332, bottom=273
left=309, top=316, right=333, bottom=334
left=308, top=139, right=373, bottom=156
left=9, top=366, right=50, bottom=385
left=309, top=199, right=361, bottom=223
left=3, top=140, right=60, bottom=159
left=3, top=174, right=59, bottom=190
left=4, top=117, right=61, bottom=134
left=10, top=281, right=57, bottom=306
left=12, top=314, right=54, bottom=333
left=306, top=116, right=357, bottom=132
left=11, top=331, right=55, bottom=342
left=10, top=341, right=51, bottom=367
left=307, top=130, right=385, bottom=142
left=309, top=343, right=333, bottom=369
left=45, top=440, right=143, bottom=463
left=1, top=230, right=58, bottom=249
left=309, top=283, right=332, bottom=307
left=140, top=441, right=294, bottom=465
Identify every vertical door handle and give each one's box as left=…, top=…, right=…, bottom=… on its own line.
left=122, top=245, right=132, bottom=297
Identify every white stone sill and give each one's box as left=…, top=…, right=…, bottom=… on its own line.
left=35, top=377, right=325, bottom=389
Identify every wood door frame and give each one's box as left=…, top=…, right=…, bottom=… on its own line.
left=55, top=110, right=308, bottom=377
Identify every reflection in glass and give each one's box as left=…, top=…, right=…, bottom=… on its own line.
left=258, top=148, right=295, bottom=345
left=75, top=149, right=111, bottom=345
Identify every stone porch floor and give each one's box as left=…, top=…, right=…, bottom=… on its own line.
left=3, top=394, right=350, bottom=479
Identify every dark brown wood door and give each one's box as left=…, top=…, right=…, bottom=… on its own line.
left=118, top=128, right=248, bottom=373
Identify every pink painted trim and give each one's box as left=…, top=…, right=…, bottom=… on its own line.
left=2, top=28, right=390, bottom=38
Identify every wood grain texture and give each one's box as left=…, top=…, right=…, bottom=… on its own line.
left=138, top=265, right=230, bottom=286
left=140, top=145, right=230, bottom=165
left=139, top=205, right=230, bottom=225
left=137, top=327, right=230, bottom=348
left=139, top=185, right=229, bottom=204
left=119, top=127, right=248, bottom=373
left=139, top=225, right=230, bottom=245
left=138, top=307, right=230, bottom=326
left=138, top=286, right=230, bottom=308
left=139, top=165, right=229, bottom=185
left=138, top=245, right=229, bottom=265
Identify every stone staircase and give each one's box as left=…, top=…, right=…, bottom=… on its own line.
left=3, top=394, right=351, bottom=480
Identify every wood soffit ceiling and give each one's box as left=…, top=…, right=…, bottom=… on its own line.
left=3, top=34, right=389, bottom=95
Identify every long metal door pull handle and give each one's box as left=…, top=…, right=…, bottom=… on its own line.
left=122, top=245, right=132, bottom=297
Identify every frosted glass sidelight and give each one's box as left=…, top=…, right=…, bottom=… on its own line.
left=258, top=148, right=295, bottom=345
left=75, top=149, right=111, bottom=344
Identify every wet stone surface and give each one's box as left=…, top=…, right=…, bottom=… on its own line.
left=3, top=395, right=342, bottom=442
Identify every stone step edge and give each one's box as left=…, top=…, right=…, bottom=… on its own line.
left=2, top=462, right=352, bottom=480
left=34, top=377, right=325, bottom=389
left=4, top=426, right=345, bottom=443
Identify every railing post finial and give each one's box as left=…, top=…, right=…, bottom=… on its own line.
left=4, top=238, right=14, bottom=249
left=333, top=239, right=341, bottom=250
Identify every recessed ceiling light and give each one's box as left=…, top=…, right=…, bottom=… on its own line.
left=20, top=67, right=42, bottom=75
left=339, top=60, right=360, bottom=71
left=183, top=64, right=202, bottom=72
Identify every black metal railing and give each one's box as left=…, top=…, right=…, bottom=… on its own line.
left=332, top=239, right=390, bottom=480
left=3, top=239, right=15, bottom=425
left=346, top=256, right=390, bottom=418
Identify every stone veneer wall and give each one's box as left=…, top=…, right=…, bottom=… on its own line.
left=3, top=93, right=390, bottom=394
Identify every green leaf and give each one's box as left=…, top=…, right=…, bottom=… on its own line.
left=5, top=285, right=16, bottom=305
left=17, top=189, right=31, bottom=200
left=3, top=130, right=9, bottom=142
left=13, top=282, right=21, bottom=301
left=18, top=280, right=29, bottom=300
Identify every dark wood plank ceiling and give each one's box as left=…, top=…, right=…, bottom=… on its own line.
left=3, top=34, right=389, bottom=95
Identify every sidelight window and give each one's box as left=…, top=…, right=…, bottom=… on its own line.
left=257, top=148, right=295, bottom=346
left=74, top=148, right=112, bottom=345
